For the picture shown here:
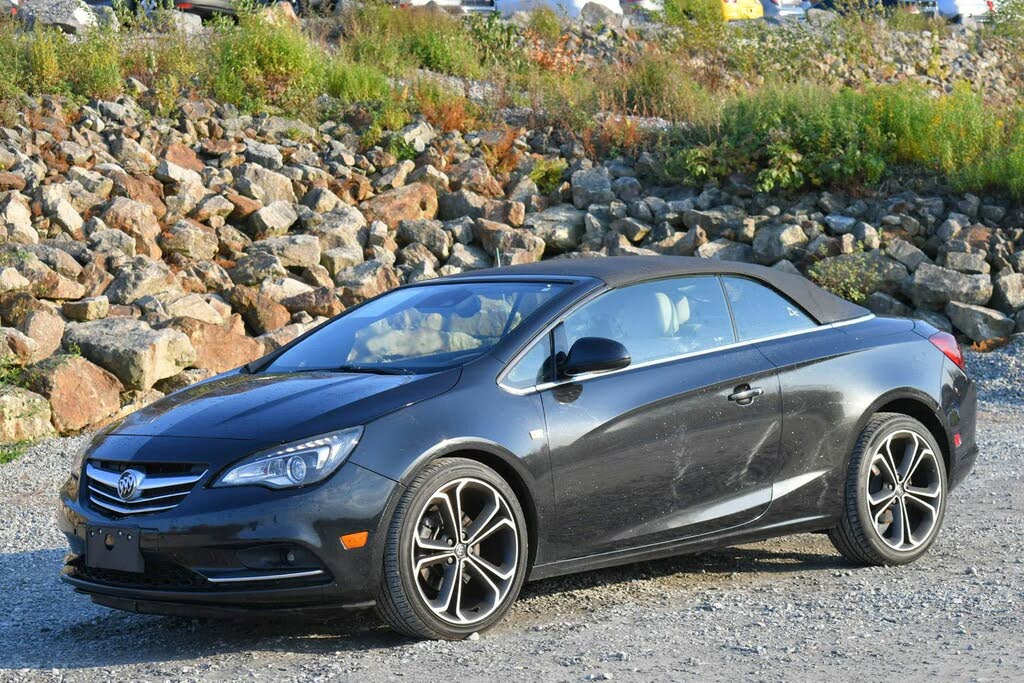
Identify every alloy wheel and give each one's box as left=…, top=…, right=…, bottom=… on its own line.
left=410, top=477, right=519, bottom=626
left=865, top=429, right=943, bottom=552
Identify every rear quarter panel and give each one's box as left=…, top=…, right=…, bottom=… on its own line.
left=753, top=318, right=947, bottom=528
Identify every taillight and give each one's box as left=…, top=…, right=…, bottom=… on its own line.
left=929, top=331, right=965, bottom=370
left=770, top=0, right=781, bottom=4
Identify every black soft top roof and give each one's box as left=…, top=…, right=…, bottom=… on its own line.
left=454, top=255, right=868, bottom=325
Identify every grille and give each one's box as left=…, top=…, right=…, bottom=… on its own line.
left=85, top=460, right=207, bottom=517
left=67, top=558, right=209, bottom=590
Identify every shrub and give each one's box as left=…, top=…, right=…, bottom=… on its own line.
left=808, top=252, right=883, bottom=304
left=342, top=4, right=481, bottom=79
left=529, top=157, right=567, bottom=194
left=209, top=9, right=324, bottom=114
left=527, top=8, right=561, bottom=44
left=324, top=61, right=391, bottom=104
left=662, top=0, right=724, bottom=25
left=24, top=26, right=64, bottom=94
left=64, top=29, right=123, bottom=100
left=611, top=54, right=714, bottom=122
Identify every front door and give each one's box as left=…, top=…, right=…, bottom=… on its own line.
left=540, top=275, right=783, bottom=560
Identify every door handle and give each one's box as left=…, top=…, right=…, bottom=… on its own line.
left=728, top=386, right=763, bottom=405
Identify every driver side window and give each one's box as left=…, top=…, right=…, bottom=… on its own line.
left=559, top=276, right=736, bottom=366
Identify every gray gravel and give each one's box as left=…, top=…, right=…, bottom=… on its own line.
left=2, top=349, right=1023, bottom=682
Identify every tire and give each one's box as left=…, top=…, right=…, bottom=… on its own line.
left=376, top=458, right=529, bottom=640
left=829, top=413, right=948, bottom=566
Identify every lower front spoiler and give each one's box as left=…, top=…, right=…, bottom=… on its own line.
left=61, top=570, right=375, bottom=618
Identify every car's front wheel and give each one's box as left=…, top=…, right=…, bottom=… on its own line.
left=376, top=458, right=528, bottom=639
left=829, top=413, right=948, bottom=566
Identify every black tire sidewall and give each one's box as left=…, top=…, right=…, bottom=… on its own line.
left=392, top=459, right=528, bottom=639
left=853, top=417, right=948, bottom=564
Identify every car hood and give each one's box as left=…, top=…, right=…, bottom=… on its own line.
left=104, top=368, right=461, bottom=447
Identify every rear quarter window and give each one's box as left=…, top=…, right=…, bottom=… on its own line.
left=723, top=276, right=817, bottom=341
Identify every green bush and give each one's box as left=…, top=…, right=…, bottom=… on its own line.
left=527, top=8, right=562, bottom=43
left=65, top=30, right=123, bottom=100
left=662, top=0, right=724, bottom=25
left=808, top=252, right=883, bottom=304
left=324, top=61, right=391, bottom=105
left=529, top=157, right=567, bottom=194
left=209, top=9, right=324, bottom=114
left=342, top=4, right=481, bottom=79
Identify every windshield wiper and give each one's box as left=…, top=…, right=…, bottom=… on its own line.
left=330, top=365, right=415, bottom=376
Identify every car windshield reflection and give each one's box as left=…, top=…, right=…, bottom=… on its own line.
left=262, top=281, right=566, bottom=375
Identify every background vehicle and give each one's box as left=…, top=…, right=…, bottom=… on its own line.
left=58, top=257, right=977, bottom=640
left=937, top=0, right=994, bottom=20
left=762, top=0, right=805, bottom=18
left=494, top=0, right=622, bottom=18
left=722, top=0, right=764, bottom=19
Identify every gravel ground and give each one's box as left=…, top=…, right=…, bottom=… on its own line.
left=2, top=346, right=1023, bottom=682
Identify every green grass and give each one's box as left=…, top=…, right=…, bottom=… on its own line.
left=0, top=441, right=30, bottom=465
left=1, top=4, right=1024, bottom=197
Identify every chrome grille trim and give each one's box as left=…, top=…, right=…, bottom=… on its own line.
left=85, top=462, right=206, bottom=518
left=85, top=466, right=206, bottom=491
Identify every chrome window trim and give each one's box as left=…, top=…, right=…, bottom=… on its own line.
left=496, top=303, right=875, bottom=396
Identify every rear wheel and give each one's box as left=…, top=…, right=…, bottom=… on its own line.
left=829, top=413, right=947, bottom=566
left=376, top=458, right=528, bottom=639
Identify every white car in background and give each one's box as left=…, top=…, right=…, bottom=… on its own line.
left=936, top=0, right=995, bottom=19
left=494, top=0, right=623, bottom=17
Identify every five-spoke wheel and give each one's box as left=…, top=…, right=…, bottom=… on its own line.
left=830, top=413, right=948, bottom=566
left=377, top=458, right=527, bottom=639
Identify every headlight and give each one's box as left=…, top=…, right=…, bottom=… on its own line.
left=214, top=426, right=363, bottom=489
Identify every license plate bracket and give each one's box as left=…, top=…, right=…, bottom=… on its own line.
left=85, top=525, right=144, bottom=573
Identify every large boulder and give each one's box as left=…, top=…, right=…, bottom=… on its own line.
left=886, top=238, right=929, bottom=271
left=19, top=0, right=97, bottom=34
left=106, top=256, right=181, bottom=305
left=0, top=386, right=55, bottom=443
left=571, top=167, right=615, bottom=209
left=227, top=286, right=291, bottom=335
left=25, top=355, right=122, bottom=434
left=249, top=235, right=321, bottom=269
left=249, top=201, right=298, bottom=239
left=945, top=302, right=1015, bottom=342
left=63, top=318, right=197, bottom=390
left=102, top=198, right=162, bottom=259
left=522, top=205, right=586, bottom=254
left=396, top=220, right=451, bottom=261
left=361, top=184, right=438, bottom=229
left=473, top=219, right=545, bottom=263
left=991, top=272, right=1024, bottom=313
left=752, top=224, right=808, bottom=265
left=907, top=263, right=992, bottom=307
left=157, top=317, right=265, bottom=374
left=17, top=308, right=64, bottom=361
left=696, top=238, right=753, bottom=262
left=237, top=164, right=296, bottom=204
left=159, top=221, right=218, bottom=261
left=335, top=261, right=400, bottom=306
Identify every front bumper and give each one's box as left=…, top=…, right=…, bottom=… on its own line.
left=58, top=460, right=399, bottom=615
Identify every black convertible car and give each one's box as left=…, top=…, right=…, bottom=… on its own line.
left=58, top=256, right=978, bottom=639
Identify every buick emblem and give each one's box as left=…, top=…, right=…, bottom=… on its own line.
left=117, top=469, right=143, bottom=501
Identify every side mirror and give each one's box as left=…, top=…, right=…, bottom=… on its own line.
left=560, top=337, right=631, bottom=377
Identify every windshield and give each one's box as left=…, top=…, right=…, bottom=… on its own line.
left=263, top=281, right=567, bottom=374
